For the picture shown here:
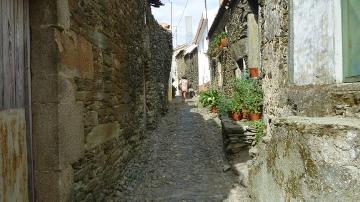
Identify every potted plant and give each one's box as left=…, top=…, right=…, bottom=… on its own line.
left=199, top=89, right=221, bottom=113
left=217, top=32, right=229, bottom=48
left=218, top=97, right=231, bottom=116
left=207, top=32, right=228, bottom=57
left=232, top=78, right=252, bottom=120
left=229, top=98, right=243, bottom=121
left=244, top=81, right=263, bottom=120
left=249, top=67, right=260, bottom=79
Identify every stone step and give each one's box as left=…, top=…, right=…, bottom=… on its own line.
left=221, top=116, right=246, bottom=134
left=287, top=83, right=360, bottom=118
left=250, top=115, right=360, bottom=201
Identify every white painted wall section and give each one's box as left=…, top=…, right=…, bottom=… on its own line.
left=292, top=0, right=342, bottom=85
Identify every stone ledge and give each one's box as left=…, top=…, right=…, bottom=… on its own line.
left=276, top=116, right=360, bottom=129
left=221, top=116, right=246, bottom=134
left=249, top=115, right=360, bottom=201
left=287, top=84, right=360, bottom=118
left=221, top=116, right=257, bottom=156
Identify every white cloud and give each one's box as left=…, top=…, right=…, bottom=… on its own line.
left=152, top=0, right=220, bottom=47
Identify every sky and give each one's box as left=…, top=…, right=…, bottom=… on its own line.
left=152, top=0, right=220, bottom=47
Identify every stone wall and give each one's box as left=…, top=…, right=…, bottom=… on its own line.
left=249, top=116, right=360, bottom=201
left=175, top=52, right=186, bottom=80
left=185, top=51, right=199, bottom=91
left=208, top=0, right=257, bottom=95
left=258, top=0, right=291, bottom=122
left=248, top=0, right=360, bottom=201
left=176, top=50, right=199, bottom=91
left=146, top=15, right=173, bottom=129
left=30, top=0, right=172, bottom=201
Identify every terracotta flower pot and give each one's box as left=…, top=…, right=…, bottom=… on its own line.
left=249, top=67, right=259, bottom=78
left=249, top=113, right=261, bottom=121
left=211, top=106, right=218, bottom=113
left=231, top=112, right=243, bottom=121
left=242, top=110, right=249, bottom=120
left=220, top=38, right=229, bottom=48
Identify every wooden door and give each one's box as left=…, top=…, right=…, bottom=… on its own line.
left=342, top=0, right=360, bottom=82
left=0, top=0, right=32, bottom=201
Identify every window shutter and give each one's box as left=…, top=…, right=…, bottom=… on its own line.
left=342, top=0, right=360, bottom=82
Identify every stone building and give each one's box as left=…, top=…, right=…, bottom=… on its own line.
left=208, top=0, right=260, bottom=95
left=0, top=0, right=172, bottom=201
left=248, top=0, right=360, bottom=201
left=175, top=44, right=199, bottom=92
left=207, top=0, right=359, bottom=200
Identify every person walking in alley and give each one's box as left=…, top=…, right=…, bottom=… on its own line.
left=179, top=76, right=189, bottom=102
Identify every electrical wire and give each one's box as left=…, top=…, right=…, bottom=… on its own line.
left=176, top=0, right=189, bottom=29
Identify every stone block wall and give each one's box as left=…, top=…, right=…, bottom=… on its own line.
left=185, top=52, right=199, bottom=91
left=30, top=0, right=172, bottom=201
left=258, top=0, right=291, bottom=122
left=221, top=117, right=257, bottom=157
left=249, top=117, right=360, bottom=201
left=176, top=53, right=187, bottom=80
left=146, top=18, right=173, bottom=129
left=209, top=0, right=256, bottom=95
left=248, top=0, right=360, bottom=201
left=176, top=51, right=199, bottom=91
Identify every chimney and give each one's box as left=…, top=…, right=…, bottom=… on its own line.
left=185, top=16, right=193, bottom=44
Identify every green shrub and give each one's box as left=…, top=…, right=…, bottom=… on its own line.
left=232, top=79, right=250, bottom=101
left=218, top=96, right=231, bottom=115
left=243, top=80, right=263, bottom=113
left=250, top=120, right=265, bottom=144
left=199, top=89, right=222, bottom=108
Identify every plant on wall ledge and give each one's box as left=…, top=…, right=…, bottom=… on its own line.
left=244, top=81, right=263, bottom=121
left=199, top=89, right=222, bottom=113
left=207, top=32, right=228, bottom=58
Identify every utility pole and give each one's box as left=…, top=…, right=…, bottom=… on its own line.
left=171, top=1, right=173, bottom=32
left=173, top=26, right=178, bottom=46
left=204, top=0, right=209, bottom=32
left=204, top=0, right=208, bottom=20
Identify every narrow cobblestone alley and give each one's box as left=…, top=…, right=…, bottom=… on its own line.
left=104, top=99, right=251, bottom=201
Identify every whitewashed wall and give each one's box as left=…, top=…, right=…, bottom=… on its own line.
left=291, top=0, right=342, bottom=85
left=197, top=23, right=211, bottom=87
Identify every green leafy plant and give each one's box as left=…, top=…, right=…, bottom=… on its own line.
left=231, top=78, right=252, bottom=111
left=250, top=121, right=265, bottom=144
left=199, top=89, right=222, bottom=108
left=207, top=32, right=228, bottom=57
left=243, top=81, right=263, bottom=113
left=229, top=97, right=242, bottom=113
left=218, top=96, right=231, bottom=115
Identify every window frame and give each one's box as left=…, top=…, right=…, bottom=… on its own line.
left=342, top=0, right=360, bottom=82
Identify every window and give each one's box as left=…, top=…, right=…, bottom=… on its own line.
left=342, top=0, right=360, bottom=82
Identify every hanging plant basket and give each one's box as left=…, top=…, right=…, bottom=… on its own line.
left=249, top=67, right=259, bottom=78
left=219, top=38, right=229, bottom=48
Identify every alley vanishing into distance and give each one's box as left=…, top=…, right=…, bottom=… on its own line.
left=1, top=0, right=360, bottom=201
left=104, top=98, right=250, bottom=201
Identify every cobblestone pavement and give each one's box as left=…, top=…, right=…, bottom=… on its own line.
left=105, top=98, right=251, bottom=201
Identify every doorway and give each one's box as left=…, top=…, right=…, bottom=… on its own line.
left=0, top=0, right=33, bottom=201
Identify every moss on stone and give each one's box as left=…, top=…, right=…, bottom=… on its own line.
left=285, top=173, right=304, bottom=200
left=298, top=144, right=318, bottom=178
